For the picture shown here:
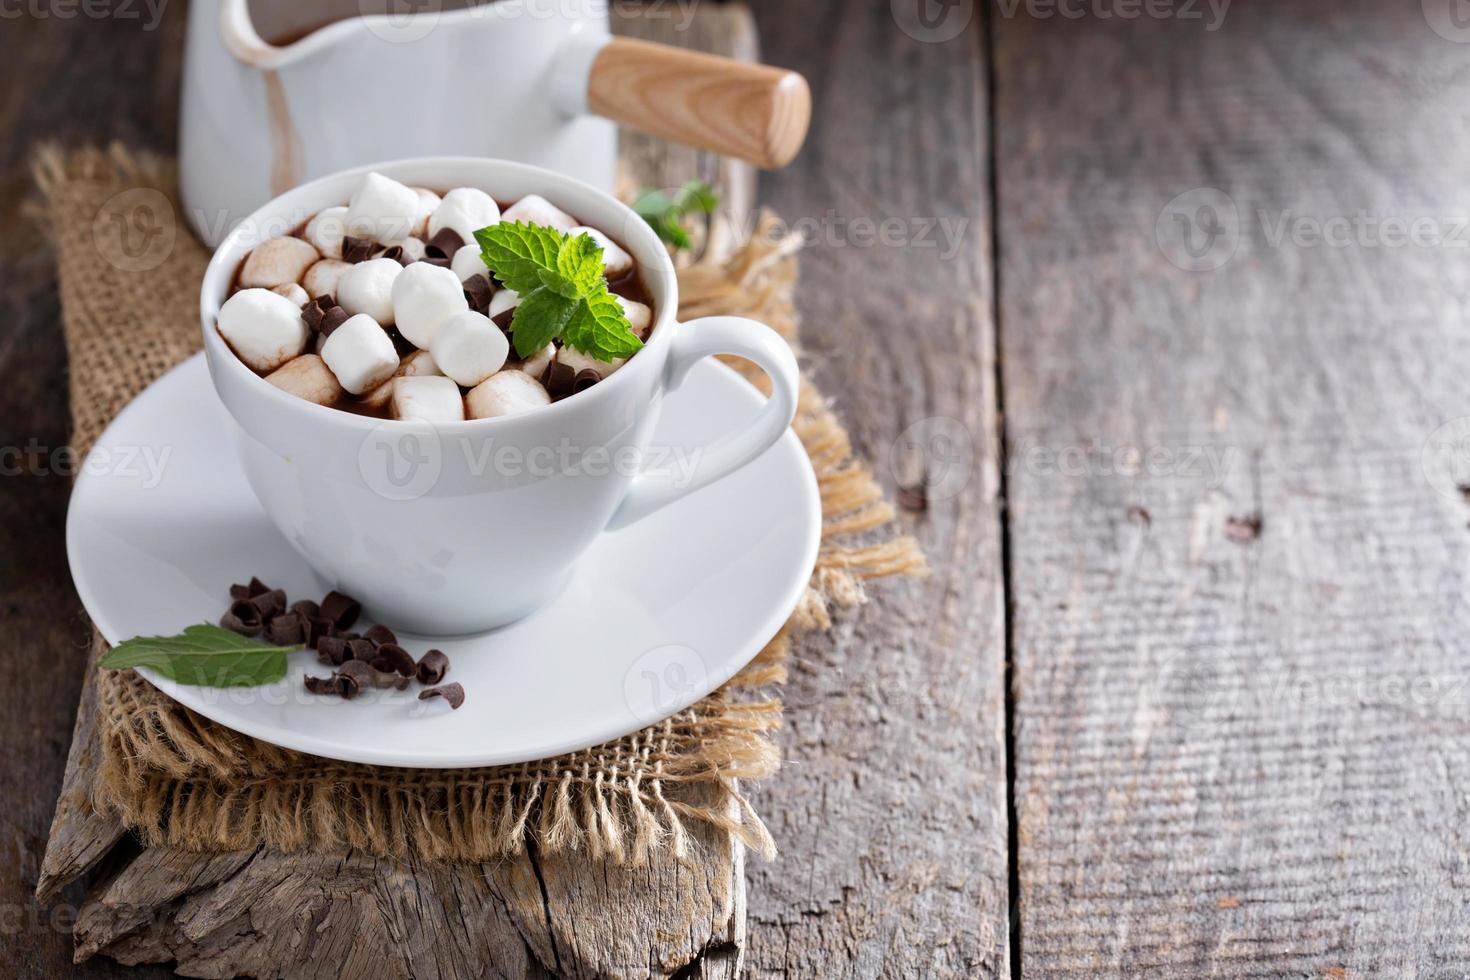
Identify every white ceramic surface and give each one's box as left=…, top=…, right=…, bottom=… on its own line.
left=201, top=157, right=800, bottom=633
left=67, top=353, right=820, bottom=768
left=182, top=0, right=619, bottom=240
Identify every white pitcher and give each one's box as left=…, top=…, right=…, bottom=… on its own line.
left=181, top=0, right=810, bottom=242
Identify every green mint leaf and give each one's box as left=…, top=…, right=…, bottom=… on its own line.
left=562, top=289, right=645, bottom=362
left=510, top=287, right=578, bottom=359
left=557, top=232, right=608, bottom=295
left=475, top=222, right=565, bottom=295
left=99, top=623, right=294, bottom=688
left=674, top=180, right=719, bottom=215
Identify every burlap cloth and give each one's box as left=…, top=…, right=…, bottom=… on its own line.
left=36, top=144, right=925, bottom=865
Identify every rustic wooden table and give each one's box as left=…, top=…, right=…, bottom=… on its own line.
left=5, top=0, right=1469, bottom=976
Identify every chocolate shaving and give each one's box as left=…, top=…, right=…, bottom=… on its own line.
left=418, top=682, right=465, bottom=710
left=420, top=255, right=451, bottom=268
left=290, top=599, right=321, bottom=621
left=220, top=599, right=262, bottom=637
left=319, top=305, right=349, bottom=336
left=316, top=635, right=349, bottom=666
left=267, top=611, right=305, bottom=646
left=490, top=307, right=515, bottom=333
left=347, top=638, right=376, bottom=662
left=306, top=617, right=331, bottom=651
left=542, top=361, right=576, bottom=400
left=320, top=590, right=361, bottom=629
left=304, top=674, right=341, bottom=697
left=302, top=297, right=336, bottom=331
left=370, top=642, right=416, bottom=677
left=249, top=589, right=284, bottom=620
left=462, top=274, right=493, bottom=314
left=229, top=582, right=251, bottom=601
left=248, top=577, right=271, bottom=597
left=342, top=236, right=375, bottom=263
left=363, top=623, right=397, bottom=648
left=571, top=368, right=601, bottom=394
left=338, top=658, right=409, bottom=691
left=425, top=227, right=464, bottom=259
left=380, top=244, right=413, bottom=266
left=416, top=649, right=449, bottom=686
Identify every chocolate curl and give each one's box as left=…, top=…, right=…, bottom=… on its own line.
left=347, top=638, right=376, bottom=663
left=220, top=599, right=262, bottom=637
left=319, top=590, right=361, bottom=630
left=418, top=682, right=465, bottom=710
left=541, top=361, right=576, bottom=400
left=342, top=236, right=375, bottom=263
left=363, top=623, right=397, bottom=648
left=371, top=642, right=416, bottom=678
left=316, top=636, right=349, bottom=666
left=571, top=368, right=601, bottom=394
left=266, top=611, right=305, bottom=646
left=302, top=297, right=336, bottom=331
left=424, top=227, right=464, bottom=260
left=462, top=274, right=493, bottom=314
left=249, top=589, right=284, bottom=620
left=228, top=582, right=251, bottom=601
left=290, top=599, right=321, bottom=621
left=380, top=245, right=413, bottom=266
left=339, top=658, right=409, bottom=692
left=304, top=674, right=341, bottom=697
left=305, top=618, right=331, bottom=651
left=490, top=307, right=515, bottom=333
left=319, top=306, right=349, bottom=336
left=416, top=649, right=449, bottom=686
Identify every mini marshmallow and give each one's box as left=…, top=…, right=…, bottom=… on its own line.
left=346, top=171, right=419, bottom=245
left=336, top=257, right=403, bottom=325
left=400, top=236, right=427, bottom=262
left=393, top=375, right=465, bottom=424
left=321, top=314, right=400, bottom=395
left=557, top=343, right=627, bottom=378
left=305, top=206, right=349, bottom=259
left=410, top=188, right=441, bottom=238
left=430, top=310, right=509, bottom=387
left=517, top=343, right=555, bottom=378
left=217, top=288, right=309, bottom=374
left=266, top=354, right=342, bottom=406
left=400, top=348, right=442, bottom=377
left=451, top=244, right=490, bottom=282
left=272, top=282, right=309, bottom=306
left=501, top=194, right=578, bottom=232
left=618, top=296, right=653, bottom=336
left=391, top=262, right=468, bottom=349
left=487, top=288, right=521, bottom=320
left=302, top=259, right=352, bottom=300
left=239, top=236, right=319, bottom=289
left=466, top=370, right=551, bottom=420
left=569, top=226, right=633, bottom=278
left=428, top=187, right=500, bottom=245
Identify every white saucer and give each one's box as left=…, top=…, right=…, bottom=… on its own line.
left=66, top=354, right=820, bottom=768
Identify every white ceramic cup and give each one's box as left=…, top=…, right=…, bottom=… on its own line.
left=200, top=157, right=799, bottom=634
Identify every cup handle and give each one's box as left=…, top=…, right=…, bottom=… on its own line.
left=608, top=316, right=800, bottom=529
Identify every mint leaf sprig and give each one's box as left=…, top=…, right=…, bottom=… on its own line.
left=633, top=180, right=719, bottom=252
left=474, top=222, right=644, bottom=363
left=99, top=623, right=296, bottom=687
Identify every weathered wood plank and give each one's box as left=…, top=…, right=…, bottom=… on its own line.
left=996, top=2, right=1470, bottom=974
left=740, top=1, right=1010, bottom=976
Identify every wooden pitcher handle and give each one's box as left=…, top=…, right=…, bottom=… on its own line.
left=586, top=36, right=811, bottom=170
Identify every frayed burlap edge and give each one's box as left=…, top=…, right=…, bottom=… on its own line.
left=38, top=143, right=926, bottom=865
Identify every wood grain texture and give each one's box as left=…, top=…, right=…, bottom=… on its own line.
left=589, top=35, right=810, bottom=170
left=21, top=6, right=757, bottom=979
left=740, top=1, right=1010, bottom=976
left=995, top=2, right=1470, bottom=975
